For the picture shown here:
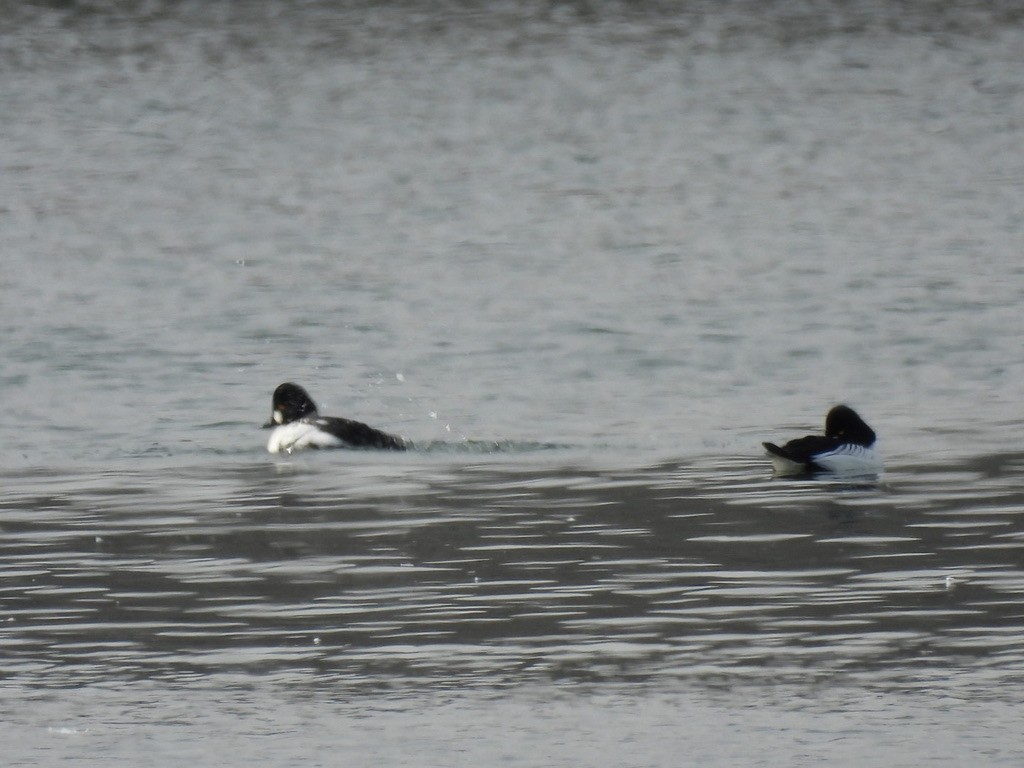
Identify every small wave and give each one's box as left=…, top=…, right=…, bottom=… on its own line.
left=405, top=439, right=578, bottom=455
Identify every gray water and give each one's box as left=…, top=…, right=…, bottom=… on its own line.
left=2, top=1, right=1024, bottom=765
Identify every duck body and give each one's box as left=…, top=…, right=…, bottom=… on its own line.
left=264, top=382, right=406, bottom=454
left=763, top=405, right=880, bottom=476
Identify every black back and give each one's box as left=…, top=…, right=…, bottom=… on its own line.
left=763, top=435, right=841, bottom=465
left=316, top=417, right=407, bottom=451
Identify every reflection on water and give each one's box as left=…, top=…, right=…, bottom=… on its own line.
left=2, top=452, right=1022, bottom=696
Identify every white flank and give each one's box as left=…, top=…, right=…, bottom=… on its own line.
left=267, top=422, right=344, bottom=454
left=812, top=444, right=882, bottom=476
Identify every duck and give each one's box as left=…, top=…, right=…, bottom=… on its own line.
left=763, top=404, right=880, bottom=476
left=263, top=382, right=406, bottom=454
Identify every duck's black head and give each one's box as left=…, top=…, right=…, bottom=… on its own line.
left=263, top=382, right=318, bottom=428
left=824, top=404, right=876, bottom=447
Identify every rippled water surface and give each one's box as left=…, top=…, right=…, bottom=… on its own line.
left=2, top=1, right=1024, bottom=765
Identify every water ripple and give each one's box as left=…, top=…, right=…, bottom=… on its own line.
left=0, top=452, right=1022, bottom=695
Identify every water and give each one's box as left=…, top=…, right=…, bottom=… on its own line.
left=2, top=1, right=1024, bottom=765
